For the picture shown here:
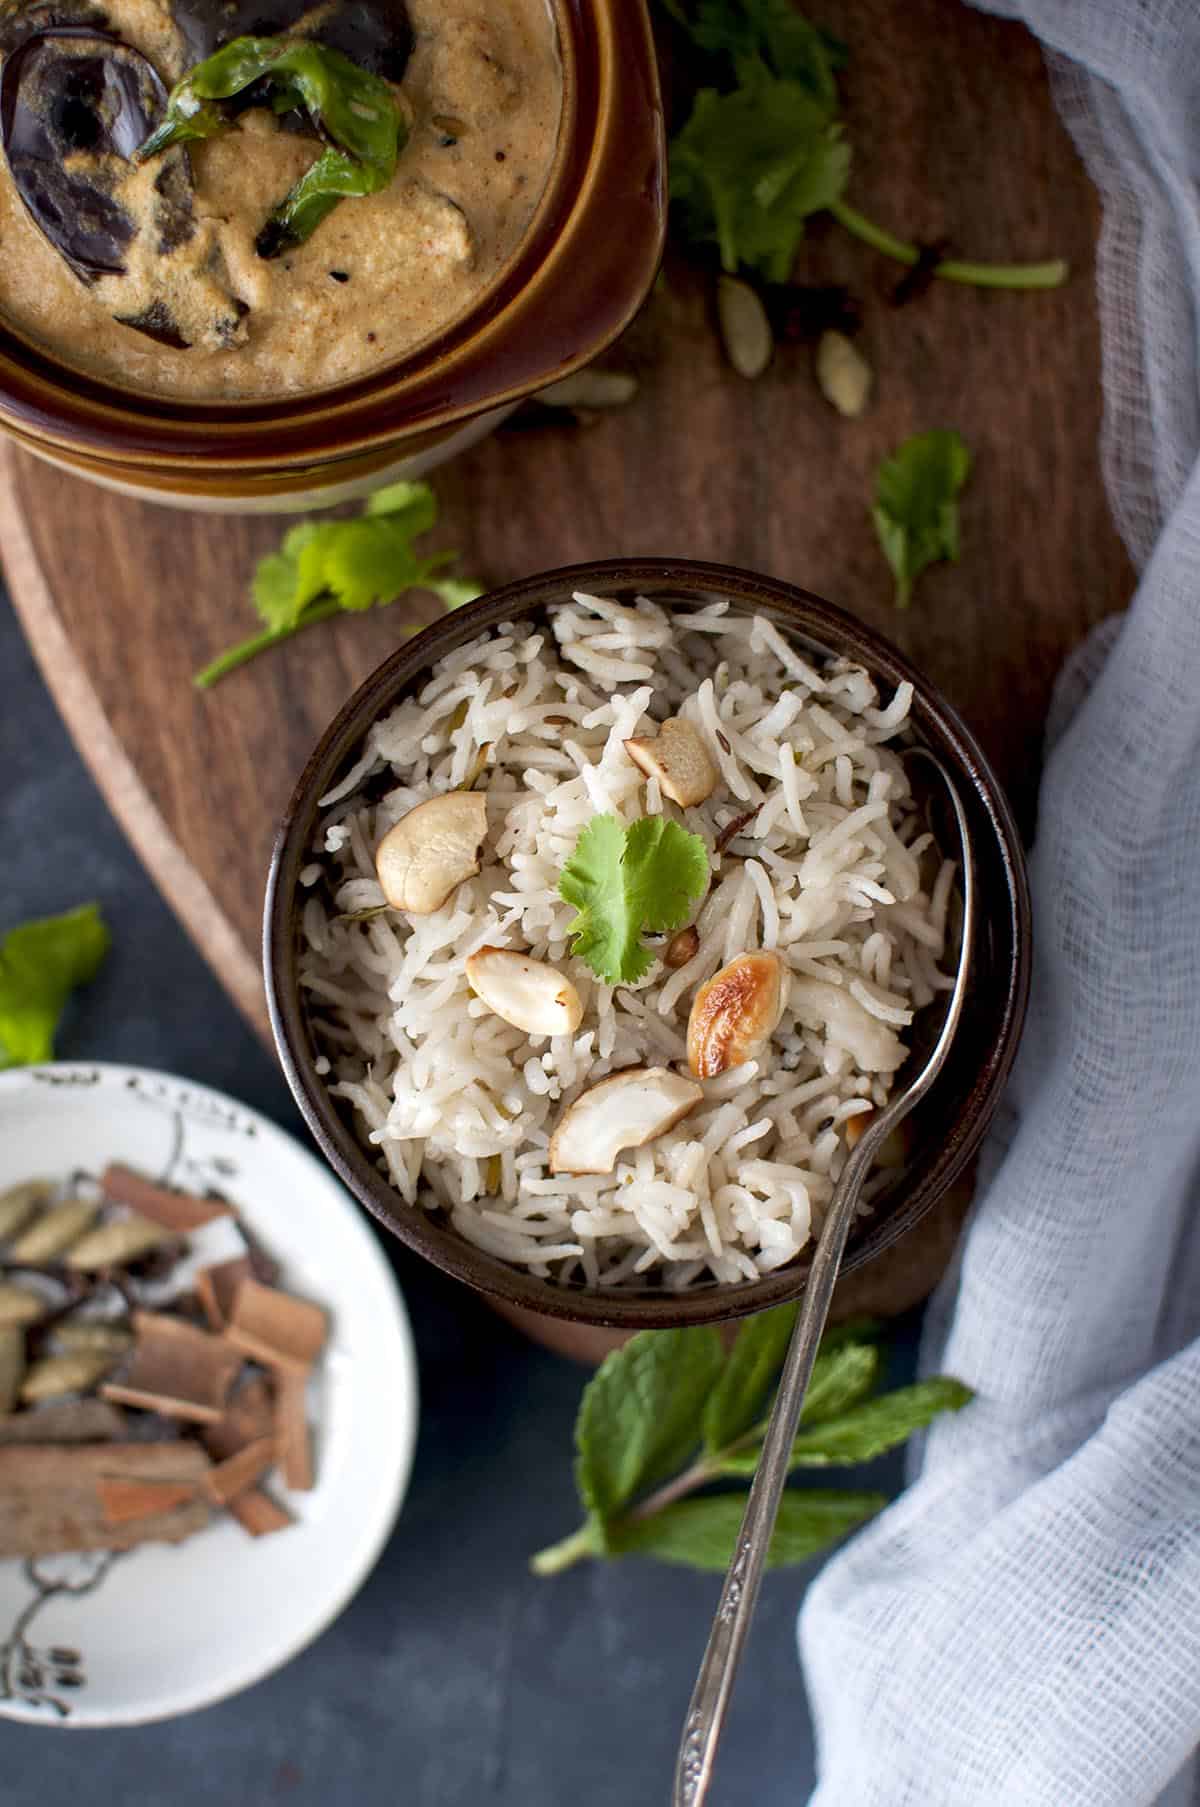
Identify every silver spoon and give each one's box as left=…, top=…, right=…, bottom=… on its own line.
left=672, top=751, right=976, bottom=1807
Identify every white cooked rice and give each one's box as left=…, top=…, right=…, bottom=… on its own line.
left=300, top=593, right=954, bottom=1291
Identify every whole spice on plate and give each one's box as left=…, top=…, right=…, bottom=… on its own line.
left=0, top=1182, right=49, bottom=1241
left=0, top=1443, right=212, bottom=1557
left=0, top=1163, right=328, bottom=1554
left=0, top=1326, right=24, bottom=1414
left=0, top=1281, right=46, bottom=1326
left=66, top=1214, right=168, bottom=1271
left=23, top=1350, right=121, bottom=1404
left=100, top=1162, right=232, bottom=1230
left=101, top=1312, right=243, bottom=1423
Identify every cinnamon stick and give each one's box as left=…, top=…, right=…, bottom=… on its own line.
left=0, top=1442, right=210, bottom=1555
left=100, top=1164, right=232, bottom=1232
left=101, top=1311, right=243, bottom=1423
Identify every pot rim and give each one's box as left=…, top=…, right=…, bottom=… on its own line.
left=264, top=557, right=1032, bottom=1328
left=0, top=0, right=665, bottom=471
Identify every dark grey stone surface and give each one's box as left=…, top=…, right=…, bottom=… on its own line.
left=0, top=595, right=917, bottom=1805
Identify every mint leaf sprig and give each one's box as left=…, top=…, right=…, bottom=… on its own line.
left=666, top=0, right=1067, bottom=294
left=195, top=481, right=481, bottom=689
left=531, top=1310, right=971, bottom=1575
left=0, top=905, right=110, bottom=1069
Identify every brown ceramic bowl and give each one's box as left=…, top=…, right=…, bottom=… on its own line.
left=264, top=559, right=1031, bottom=1329
left=0, top=0, right=664, bottom=512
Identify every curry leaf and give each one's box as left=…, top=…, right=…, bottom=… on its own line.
left=137, top=35, right=405, bottom=256
left=670, top=75, right=851, bottom=282
left=665, top=0, right=846, bottom=106
left=0, top=906, right=110, bottom=1069
left=574, top=1326, right=724, bottom=1525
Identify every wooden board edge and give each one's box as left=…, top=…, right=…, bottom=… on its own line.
left=0, top=444, right=271, bottom=1043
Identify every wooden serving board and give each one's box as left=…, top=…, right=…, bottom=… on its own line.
left=1, top=1, right=1132, bottom=1313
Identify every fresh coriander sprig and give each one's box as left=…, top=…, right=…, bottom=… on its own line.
left=872, top=429, right=971, bottom=607
left=0, top=905, right=110, bottom=1069
left=829, top=201, right=1067, bottom=292
left=194, top=481, right=480, bottom=688
left=665, top=0, right=1067, bottom=293
left=137, top=36, right=405, bottom=257
left=671, top=77, right=850, bottom=286
left=531, top=1311, right=971, bottom=1575
left=557, top=815, right=710, bottom=986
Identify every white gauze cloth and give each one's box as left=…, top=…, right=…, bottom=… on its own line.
left=800, top=4, right=1200, bottom=1803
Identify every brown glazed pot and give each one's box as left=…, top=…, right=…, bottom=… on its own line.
left=0, top=0, right=665, bottom=511
left=264, top=560, right=1032, bottom=1336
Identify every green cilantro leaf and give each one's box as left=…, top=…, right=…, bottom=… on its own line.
left=0, top=905, right=110, bottom=1069
left=664, top=0, right=846, bottom=105
left=670, top=75, right=851, bottom=282
left=558, top=815, right=710, bottom=986
left=665, top=4, right=1066, bottom=291
left=251, top=522, right=328, bottom=634
left=871, top=429, right=971, bottom=608
left=610, top=1489, right=885, bottom=1570
left=196, top=481, right=481, bottom=688
left=363, top=479, right=439, bottom=533
left=574, top=1326, right=724, bottom=1527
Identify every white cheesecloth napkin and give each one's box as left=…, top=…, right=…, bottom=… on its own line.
left=800, top=3, right=1200, bottom=1802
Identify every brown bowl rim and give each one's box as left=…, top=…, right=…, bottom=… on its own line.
left=0, top=0, right=666, bottom=471
left=264, top=558, right=1032, bottom=1328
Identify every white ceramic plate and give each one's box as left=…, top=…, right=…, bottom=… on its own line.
left=0, top=1062, right=418, bottom=1728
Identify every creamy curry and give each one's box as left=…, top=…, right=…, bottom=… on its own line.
left=0, top=0, right=561, bottom=398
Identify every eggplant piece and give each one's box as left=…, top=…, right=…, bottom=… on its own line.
left=167, top=0, right=412, bottom=84
left=169, top=0, right=308, bottom=70
left=0, top=21, right=245, bottom=348
left=0, top=0, right=108, bottom=59
left=314, top=1, right=413, bottom=84
left=111, top=298, right=189, bottom=347
left=0, top=25, right=187, bottom=280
